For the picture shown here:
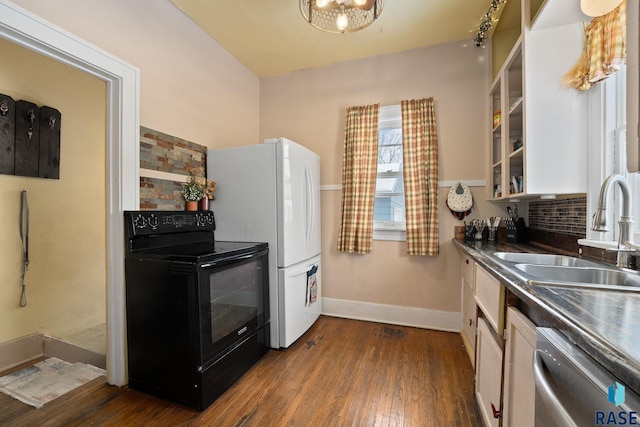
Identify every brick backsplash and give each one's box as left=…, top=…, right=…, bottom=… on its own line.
left=140, top=177, right=185, bottom=211
left=139, top=127, right=208, bottom=210
left=528, top=197, right=587, bottom=237
left=140, top=126, right=206, bottom=174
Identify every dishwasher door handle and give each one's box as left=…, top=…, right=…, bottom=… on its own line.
left=533, top=349, right=578, bottom=427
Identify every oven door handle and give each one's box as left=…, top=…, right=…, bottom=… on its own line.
left=199, top=248, right=268, bottom=269
left=533, top=349, right=578, bottom=427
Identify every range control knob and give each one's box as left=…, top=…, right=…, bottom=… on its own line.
left=133, top=214, right=147, bottom=229
left=147, top=214, right=158, bottom=230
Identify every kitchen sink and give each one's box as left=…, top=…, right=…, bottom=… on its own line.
left=514, top=264, right=640, bottom=291
left=493, top=252, right=598, bottom=267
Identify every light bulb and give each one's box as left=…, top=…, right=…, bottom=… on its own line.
left=315, top=0, right=329, bottom=7
left=353, top=0, right=366, bottom=5
left=336, top=13, right=348, bottom=31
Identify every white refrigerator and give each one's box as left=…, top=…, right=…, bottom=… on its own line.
left=207, top=137, right=322, bottom=348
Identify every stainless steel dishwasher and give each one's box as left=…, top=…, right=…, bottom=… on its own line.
left=534, top=328, right=640, bottom=427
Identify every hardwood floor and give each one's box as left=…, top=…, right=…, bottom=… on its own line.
left=0, top=316, right=481, bottom=426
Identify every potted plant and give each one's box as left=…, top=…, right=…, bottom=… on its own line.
left=200, top=179, right=217, bottom=211
left=181, top=175, right=205, bottom=211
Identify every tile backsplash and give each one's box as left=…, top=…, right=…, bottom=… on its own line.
left=528, top=196, right=587, bottom=237
left=139, top=127, right=207, bottom=210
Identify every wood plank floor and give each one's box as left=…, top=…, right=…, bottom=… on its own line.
left=0, top=316, right=481, bottom=426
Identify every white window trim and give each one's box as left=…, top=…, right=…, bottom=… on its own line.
left=579, top=68, right=634, bottom=249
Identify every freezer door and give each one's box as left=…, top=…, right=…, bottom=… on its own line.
left=273, top=138, right=321, bottom=268
left=278, top=255, right=322, bottom=348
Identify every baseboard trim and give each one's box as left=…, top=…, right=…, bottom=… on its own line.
left=0, top=333, right=44, bottom=373
left=0, top=334, right=106, bottom=373
left=322, top=297, right=462, bottom=332
left=44, top=336, right=106, bottom=370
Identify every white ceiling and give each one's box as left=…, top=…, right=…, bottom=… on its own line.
left=169, top=0, right=505, bottom=78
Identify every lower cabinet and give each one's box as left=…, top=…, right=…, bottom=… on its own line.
left=462, top=281, right=476, bottom=367
left=502, top=307, right=536, bottom=427
left=457, top=251, right=537, bottom=426
left=461, top=256, right=476, bottom=367
left=475, top=317, right=503, bottom=427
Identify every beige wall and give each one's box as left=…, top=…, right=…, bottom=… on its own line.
left=260, top=42, right=505, bottom=318
left=3, top=0, right=261, bottom=352
left=12, top=0, right=260, bottom=149
left=7, top=1, right=507, bottom=332
left=0, top=38, right=107, bottom=350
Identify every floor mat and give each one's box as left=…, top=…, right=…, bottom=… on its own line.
left=0, top=357, right=105, bottom=408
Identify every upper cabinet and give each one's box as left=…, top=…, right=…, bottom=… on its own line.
left=488, top=0, right=590, bottom=201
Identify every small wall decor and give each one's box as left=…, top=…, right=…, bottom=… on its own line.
left=0, top=93, right=15, bottom=174
left=0, top=92, right=61, bottom=180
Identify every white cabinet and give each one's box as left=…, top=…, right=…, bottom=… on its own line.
left=502, top=307, right=537, bottom=427
left=475, top=264, right=505, bottom=334
left=461, top=256, right=476, bottom=367
left=488, top=0, right=588, bottom=200
left=473, top=263, right=506, bottom=427
left=476, top=317, right=503, bottom=427
left=458, top=250, right=537, bottom=426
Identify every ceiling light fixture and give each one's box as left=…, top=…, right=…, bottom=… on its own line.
left=300, top=0, right=384, bottom=34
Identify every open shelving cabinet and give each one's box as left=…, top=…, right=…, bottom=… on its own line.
left=490, top=41, right=524, bottom=199
left=487, top=0, right=589, bottom=201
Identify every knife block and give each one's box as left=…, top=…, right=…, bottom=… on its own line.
left=506, top=218, right=527, bottom=243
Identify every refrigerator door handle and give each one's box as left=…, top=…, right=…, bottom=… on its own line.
left=305, top=164, right=313, bottom=242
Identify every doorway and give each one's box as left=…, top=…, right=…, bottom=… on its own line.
left=0, top=1, right=139, bottom=386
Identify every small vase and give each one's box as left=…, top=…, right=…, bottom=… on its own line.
left=199, top=197, right=210, bottom=211
left=185, top=201, right=198, bottom=211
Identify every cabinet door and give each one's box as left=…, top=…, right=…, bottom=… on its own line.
left=476, top=317, right=503, bottom=427
left=502, top=307, right=536, bottom=427
left=462, top=280, right=476, bottom=367
left=475, top=264, right=505, bottom=334
left=461, top=256, right=474, bottom=289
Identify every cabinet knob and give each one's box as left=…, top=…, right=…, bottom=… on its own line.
left=469, top=319, right=474, bottom=327
left=465, top=259, right=469, bottom=264
left=491, top=402, right=501, bottom=419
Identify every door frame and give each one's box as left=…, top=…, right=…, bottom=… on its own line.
left=0, top=0, right=140, bottom=386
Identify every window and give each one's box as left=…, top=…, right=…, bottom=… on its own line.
left=373, top=105, right=406, bottom=241
left=582, top=66, right=636, bottom=247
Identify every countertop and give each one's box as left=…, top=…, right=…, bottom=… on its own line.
left=453, top=238, right=640, bottom=395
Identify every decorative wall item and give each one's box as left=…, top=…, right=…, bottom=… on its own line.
left=0, top=93, right=61, bottom=179
left=139, top=127, right=208, bottom=210
left=14, top=100, right=40, bottom=177
left=39, top=106, right=61, bottom=179
left=473, top=0, right=508, bottom=47
left=0, top=94, right=15, bottom=174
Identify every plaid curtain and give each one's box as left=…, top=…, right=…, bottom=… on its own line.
left=401, top=98, right=439, bottom=256
left=564, top=0, right=626, bottom=90
left=587, top=0, right=626, bottom=84
left=337, top=104, right=380, bottom=254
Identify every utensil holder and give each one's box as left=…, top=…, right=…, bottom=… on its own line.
left=506, top=218, right=528, bottom=243
left=488, top=226, right=498, bottom=242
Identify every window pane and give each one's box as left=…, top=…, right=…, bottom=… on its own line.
left=373, top=195, right=406, bottom=222
left=374, top=109, right=404, bottom=234
left=378, top=128, right=403, bottom=171
left=375, top=176, right=404, bottom=194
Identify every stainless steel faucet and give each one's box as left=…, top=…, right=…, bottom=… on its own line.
left=591, top=174, right=640, bottom=268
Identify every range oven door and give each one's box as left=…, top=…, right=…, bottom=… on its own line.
left=197, top=246, right=269, bottom=366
